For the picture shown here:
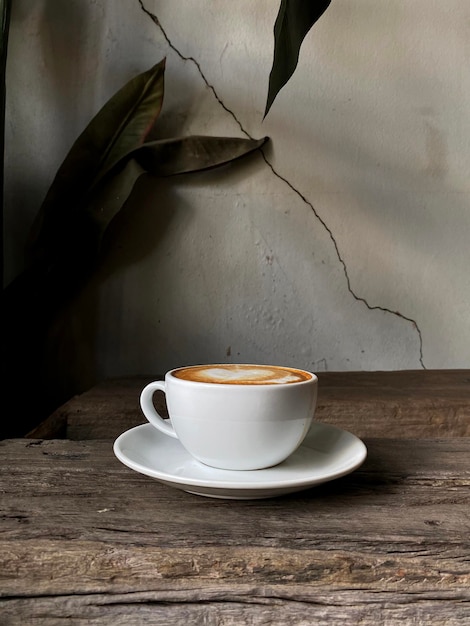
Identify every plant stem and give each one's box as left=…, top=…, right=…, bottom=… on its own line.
left=1, top=0, right=12, bottom=283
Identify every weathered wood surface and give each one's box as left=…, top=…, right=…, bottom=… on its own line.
left=1, top=437, right=469, bottom=624
left=29, top=370, right=470, bottom=440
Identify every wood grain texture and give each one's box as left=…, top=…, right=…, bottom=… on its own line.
left=1, top=437, right=469, bottom=624
left=28, top=370, right=470, bottom=440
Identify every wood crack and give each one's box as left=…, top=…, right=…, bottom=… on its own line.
left=2, top=588, right=468, bottom=605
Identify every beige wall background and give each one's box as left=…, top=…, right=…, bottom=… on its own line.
left=5, top=0, right=470, bottom=383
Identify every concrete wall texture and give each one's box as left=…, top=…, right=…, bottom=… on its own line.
left=5, top=0, right=470, bottom=378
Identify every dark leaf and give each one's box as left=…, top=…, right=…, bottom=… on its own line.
left=135, top=135, right=269, bottom=177
left=28, top=59, right=166, bottom=264
left=27, top=57, right=267, bottom=270
left=264, top=0, right=331, bottom=117
left=75, top=158, right=147, bottom=258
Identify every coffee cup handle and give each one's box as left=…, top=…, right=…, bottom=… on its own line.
left=140, top=381, right=178, bottom=439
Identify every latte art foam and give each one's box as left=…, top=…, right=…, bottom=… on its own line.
left=173, top=364, right=312, bottom=385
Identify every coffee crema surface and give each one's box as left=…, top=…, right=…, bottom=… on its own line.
left=172, top=364, right=312, bottom=385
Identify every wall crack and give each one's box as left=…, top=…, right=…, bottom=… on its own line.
left=138, top=0, right=425, bottom=369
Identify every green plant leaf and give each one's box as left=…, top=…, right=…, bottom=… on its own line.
left=28, top=59, right=167, bottom=264
left=27, top=59, right=268, bottom=270
left=134, top=135, right=268, bottom=177
left=264, top=0, right=331, bottom=117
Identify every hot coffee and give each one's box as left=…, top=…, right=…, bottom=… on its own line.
left=173, top=364, right=312, bottom=385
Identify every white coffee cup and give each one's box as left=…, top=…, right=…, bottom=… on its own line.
left=139, top=364, right=318, bottom=470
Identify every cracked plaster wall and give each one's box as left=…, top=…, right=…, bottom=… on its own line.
left=4, top=0, right=470, bottom=378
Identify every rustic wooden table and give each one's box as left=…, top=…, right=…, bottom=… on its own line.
left=1, top=371, right=469, bottom=625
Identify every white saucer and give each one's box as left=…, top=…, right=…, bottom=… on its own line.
left=113, top=422, right=367, bottom=499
